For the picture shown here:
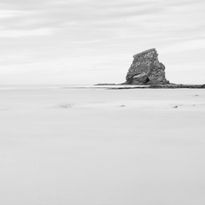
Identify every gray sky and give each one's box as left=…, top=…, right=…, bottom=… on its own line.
left=0, top=0, right=205, bottom=84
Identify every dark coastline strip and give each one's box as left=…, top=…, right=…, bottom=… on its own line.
left=94, top=84, right=205, bottom=89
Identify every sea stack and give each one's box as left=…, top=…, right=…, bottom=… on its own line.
left=126, top=48, right=169, bottom=85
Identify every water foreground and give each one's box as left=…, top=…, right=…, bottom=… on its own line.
left=0, top=86, right=205, bottom=205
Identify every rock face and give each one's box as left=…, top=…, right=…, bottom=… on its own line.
left=126, top=48, right=169, bottom=85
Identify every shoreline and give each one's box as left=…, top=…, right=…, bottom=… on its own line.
left=94, top=83, right=205, bottom=89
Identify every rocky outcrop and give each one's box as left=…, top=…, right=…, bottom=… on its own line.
left=126, top=48, right=169, bottom=85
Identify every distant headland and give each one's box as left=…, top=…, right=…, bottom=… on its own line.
left=95, top=48, right=205, bottom=89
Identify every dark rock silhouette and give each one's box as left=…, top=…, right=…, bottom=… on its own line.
left=126, top=48, right=169, bottom=85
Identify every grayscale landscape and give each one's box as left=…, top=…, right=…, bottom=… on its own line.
left=0, top=0, right=205, bottom=204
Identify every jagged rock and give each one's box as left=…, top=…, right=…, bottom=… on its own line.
left=126, top=48, right=169, bottom=85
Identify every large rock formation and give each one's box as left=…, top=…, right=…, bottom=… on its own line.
left=126, top=48, right=169, bottom=85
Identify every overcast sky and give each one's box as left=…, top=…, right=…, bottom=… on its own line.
left=0, top=0, right=204, bottom=84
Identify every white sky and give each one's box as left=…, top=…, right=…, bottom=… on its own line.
left=0, top=0, right=205, bottom=84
